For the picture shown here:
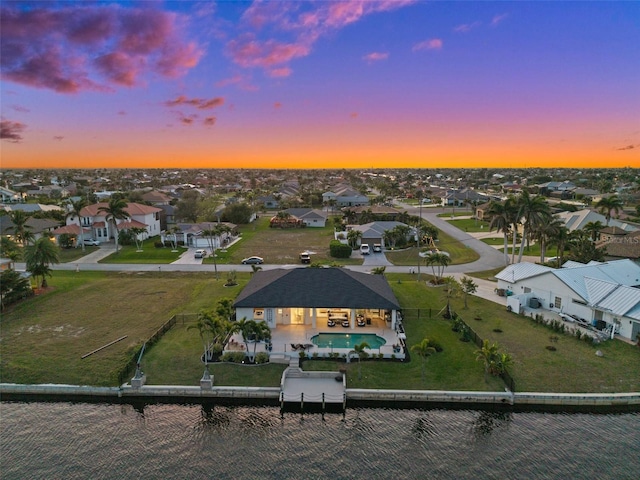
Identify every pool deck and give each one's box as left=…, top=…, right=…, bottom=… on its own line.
left=225, top=321, right=406, bottom=360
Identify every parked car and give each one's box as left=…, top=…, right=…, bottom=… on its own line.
left=242, top=256, right=264, bottom=265
left=360, top=244, right=370, bottom=255
left=84, top=239, right=100, bottom=246
left=372, top=244, right=382, bottom=253
left=299, top=252, right=311, bottom=264
left=194, top=249, right=207, bottom=259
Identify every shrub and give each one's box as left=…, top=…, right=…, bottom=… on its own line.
left=220, top=352, right=235, bottom=362
left=154, top=240, right=165, bottom=248
left=255, top=352, right=269, bottom=364
left=299, top=351, right=307, bottom=359
left=312, top=352, right=319, bottom=359
left=232, top=351, right=247, bottom=362
left=211, top=343, right=223, bottom=355
left=329, top=240, right=352, bottom=258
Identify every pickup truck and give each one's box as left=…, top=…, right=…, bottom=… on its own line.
left=299, top=252, right=311, bottom=264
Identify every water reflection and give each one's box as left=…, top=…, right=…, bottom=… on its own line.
left=472, top=411, right=513, bottom=438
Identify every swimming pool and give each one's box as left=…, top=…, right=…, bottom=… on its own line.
left=311, top=333, right=387, bottom=349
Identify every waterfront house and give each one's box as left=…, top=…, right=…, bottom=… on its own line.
left=495, top=260, right=640, bottom=342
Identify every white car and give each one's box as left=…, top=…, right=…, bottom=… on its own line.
left=194, top=249, right=207, bottom=259
left=360, top=244, right=370, bottom=255
left=84, top=239, right=100, bottom=246
left=372, top=244, right=382, bottom=253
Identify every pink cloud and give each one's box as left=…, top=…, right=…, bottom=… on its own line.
left=53, top=135, right=64, bottom=141
left=454, top=22, right=481, bottom=33
left=412, top=38, right=443, bottom=52
left=227, top=1, right=415, bottom=78
left=228, top=36, right=310, bottom=69
left=0, top=4, right=203, bottom=93
left=268, top=66, right=292, bottom=78
left=165, top=95, right=224, bottom=109
left=274, top=102, right=282, bottom=109
left=1, top=119, right=27, bottom=142
left=491, top=13, right=509, bottom=26
left=203, top=116, right=217, bottom=126
left=363, top=52, right=389, bottom=63
left=350, top=112, right=358, bottom=119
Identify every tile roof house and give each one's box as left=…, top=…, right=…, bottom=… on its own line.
left=350, top=221, right=414, bottom=249
left=495, top=259, right=640, bottom=341
left=62, top=202, right=162, bottom=243
left=234, top=267, right=402, bottom=330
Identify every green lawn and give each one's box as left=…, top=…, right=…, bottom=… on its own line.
left=436, top=211, right=473, bottom=218
left=2, top=271, right=638, bottom=393
left=466, top=267, right=504, bottom=282
left=446, top=218, right=491, bottom=232
left=385, top=229, right=480, bottom=266
left=99, top=238, right=186, bottom=264
left=58, top=246, right=101, bottom=263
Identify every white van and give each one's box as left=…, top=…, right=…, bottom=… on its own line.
left=360, top=244, right=370, bottom=255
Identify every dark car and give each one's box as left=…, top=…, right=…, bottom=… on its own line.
left=241, top=256, right=264, bottom=265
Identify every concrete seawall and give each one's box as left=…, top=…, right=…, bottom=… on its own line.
left=2, top=383, right=639, bottom=411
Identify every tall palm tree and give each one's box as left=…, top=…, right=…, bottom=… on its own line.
left=67, top=198, right=87, bottom=251
left=411, top=338, right=437, bottom=382
left=24, top=237, right=60, bottom=288
left=516, top=191, right=550, bottom=263
left=533, top=217, right=564, bottom=263
left=129, top=226, right=147, bottom=251
left=548, top=224, right=571, bottom=267
left=595, top=195, right=623, bottom=225
left=583, top=220, right=604, bottom=242
left=98, top=198, right=129, bottom=253
left=488, top=201, right=511, bottom=266
left=347, top=229, right=362, bottom=249
left=8, top=210, right=32, bottom=247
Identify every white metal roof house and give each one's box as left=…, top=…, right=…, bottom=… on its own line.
left=495, top=259, right=640, bottom=341
left=555, top=209, right=637, bottom=233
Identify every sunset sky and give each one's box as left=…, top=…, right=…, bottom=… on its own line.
left=1, top=1, right=639, bottom=170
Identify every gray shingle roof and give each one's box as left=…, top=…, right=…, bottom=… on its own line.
left=234, top=268, right=401, bottom=310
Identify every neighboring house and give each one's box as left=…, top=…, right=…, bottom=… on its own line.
left=256, top=195, right=280, bottom=209
left=323, top=186, right=369, bottom=207
left=346, top=205, right=403, bottom=223
left=350, top=221, right=414, bottom=249
left=65, top=202, right=162, bottom=243
left=441, top=189, right=489, bottom=207
left=1, top=216, right=60, bottom=242
left=1, top=257, right=15, bottom=271
left=495, top=259, right=640, bottom=342
left=234, top=268, right=402, bottom=331
left=2, top=203, right=64, bottom=214
left=162, top=222, right=237, bottom=248
left=0, top=186, right=22, bottom=203
left=597, top=230, right=640, bottom=261
left=284, top=208, right=327, bottom=227
left=141, top=190, right=172, bottom=205
left=556, top=209, right=637, bottom=233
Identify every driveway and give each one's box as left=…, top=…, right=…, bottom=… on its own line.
left=361, top=251, right=393, bottom=267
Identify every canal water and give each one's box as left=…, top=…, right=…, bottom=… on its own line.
left=1, top=401, right=638, bottom=479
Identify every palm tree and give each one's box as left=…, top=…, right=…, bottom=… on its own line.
left=516, top=191, right=550, bottom=263
left=8, top=210, right=32, bottom=247
left=98, top=198, right=129, bottom=253
left=349, top=342, right=371, bottom=379
left=460, top=276, right=477, bottom=309
left=129, top=226, right=147, bottom=251
left=411, top=338, right=436, bottom=382
left=583, top=220, right=604, bottom=242
left=595, top=195, right=623, bottom=225
left=424, top=252, right=450, bottom=283
left=167, top=226, right=181, bottom=252
left=24, top=237, right=60, bottom=288
left=67, top=198, right=87, bottom=251
left=548, top=224, right=571, bottom=267
left=347, top=229, right=362, bottom=249
left=488, top=201, right=512, bottom=266
left=237, top=319, right=271, bottom=362
left=0, top=237, right=21, bottom=262
left=533, top=217, right=564, bottom=263
left=475, top=339, right=500, bottom=377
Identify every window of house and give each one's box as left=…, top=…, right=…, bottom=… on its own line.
left=524, top=287, right=531, bottom=293
left=554, top=297, right=562, bottom=309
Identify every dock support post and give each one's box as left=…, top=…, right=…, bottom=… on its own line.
left=343, top=393, right=347, bottom=419
left=280, top=391, right=284, bottom=417
left=322, top=392, right=325, bottom=419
